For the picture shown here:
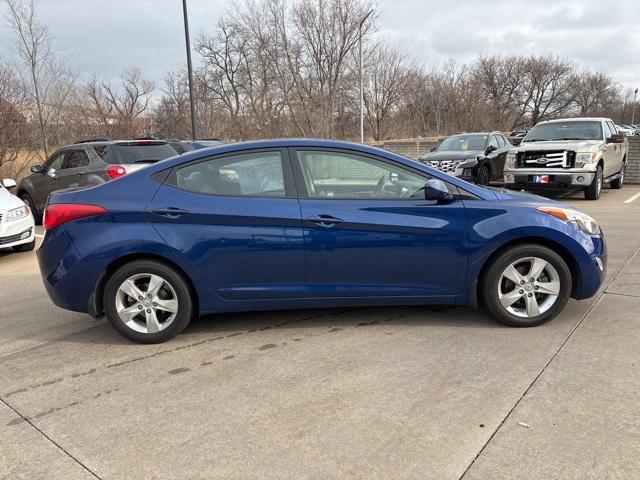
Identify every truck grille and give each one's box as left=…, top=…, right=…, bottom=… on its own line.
left=426, top=160, right=456, bottom=174
left=516, top=150, right=575, bottom=168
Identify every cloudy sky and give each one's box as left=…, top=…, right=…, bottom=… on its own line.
left=1, top=0, right=638, bottom=92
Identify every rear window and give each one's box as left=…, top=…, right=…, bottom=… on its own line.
left=109, top=143, right=177, bottom=165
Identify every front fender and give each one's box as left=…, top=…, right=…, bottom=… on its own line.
left=460, top=199, right=587, bottom=303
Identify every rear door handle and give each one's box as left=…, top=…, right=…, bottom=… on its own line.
left=306, top=215, right=343, bottom=228
left=152, top=208, right=190, bottom=219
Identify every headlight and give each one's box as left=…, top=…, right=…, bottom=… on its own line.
left=537, top=206, right=600, bottom=235
left=575, top=152, right=596, bottom=163
left=6, top=205, right=30, bottom=222
left=505, top=152, right=516, bottom=168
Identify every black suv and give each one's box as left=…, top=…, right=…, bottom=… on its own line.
left=419, top=131, right=512, bottom=185
left=18, top=139, right=177, bottom=223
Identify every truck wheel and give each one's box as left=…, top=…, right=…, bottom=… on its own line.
left=610, top=162, right=625, bottom=189
left=584, top=165, right=602, bottom=200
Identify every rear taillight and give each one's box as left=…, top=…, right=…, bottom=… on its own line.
left=107, top=165, right=127, bottom=179
left=43, top=204, right=108, bottom=230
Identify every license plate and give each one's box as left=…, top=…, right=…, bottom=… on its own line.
left=532, top=175, right=551, bottom=184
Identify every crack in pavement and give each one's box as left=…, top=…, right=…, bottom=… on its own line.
left=0, top=395, right=102, bottom=479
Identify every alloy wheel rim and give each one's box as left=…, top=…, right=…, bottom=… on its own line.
left=115, top=273, right=178, bottom=334
left=498, top=257, right=560, bottom=318
left=597, top=169, right=602, bottom=196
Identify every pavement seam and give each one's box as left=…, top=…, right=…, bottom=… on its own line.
left=458, top=240, right=640, bottom=479
left=0, top=396, right=102, bottom=479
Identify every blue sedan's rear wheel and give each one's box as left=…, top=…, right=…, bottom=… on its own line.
left=480, top=244, right=572, bottom=327
left=104, top=260, right=194, bottom=343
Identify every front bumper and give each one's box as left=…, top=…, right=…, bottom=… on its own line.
left=0, top=213, right=35, bottom=248
left=561, top=229, right=607, bottom=300
left=504, top=170, right=595, bottom=189
left=426, top=159, right=478, bottom=179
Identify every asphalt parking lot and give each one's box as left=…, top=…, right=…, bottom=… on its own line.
left=1, top=187, right=639, bottom=480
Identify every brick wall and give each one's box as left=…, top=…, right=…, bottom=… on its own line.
left=369, top=138, right=443, bottom=161
left=371, top=136, right=640, bottom=184
left=627, top=136, right=640, bottom=184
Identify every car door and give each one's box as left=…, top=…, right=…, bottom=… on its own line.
left=605, top=121, right=623, bottom=176
left=30, top=150, right=67, bottom=212
left=485, top=134, right=506, bottom=180
left=149, top=148, right=306, bottom=301
left=291, top=148, right=468, bottom=299
left=602, top=122, right=618, bottom=177
left=492, top=134, right=509, bottom=179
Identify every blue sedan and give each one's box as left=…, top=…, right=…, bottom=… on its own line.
left=37, top=139, right=606, bottom=343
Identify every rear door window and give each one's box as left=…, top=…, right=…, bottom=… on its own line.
left=63, top=149, right=90, bottom=169
left=175, top=151, right=287, bottom=197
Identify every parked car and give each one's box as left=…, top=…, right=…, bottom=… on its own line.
left=38, top=139, right=606, bottom=343
left=167, top=139, right=226, bottom=154
left=192, top=139, right=225, bottom=149
left=0, top=178, right=35, bottom=252
left=167, top=140, right=196, bottom=155
left=508, top=130, right=528, bottom=146
left=419, top=131, right=512, bottom=185
left=616, top=125, right=636, bottom=136
left=17, top=139, right=178, bottom=223
left=503, top=117, right=627, bottom=200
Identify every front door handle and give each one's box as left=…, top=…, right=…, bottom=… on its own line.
left=306, top=215, right=343, bottom=228
left=152, top=207, right=190, bottom=219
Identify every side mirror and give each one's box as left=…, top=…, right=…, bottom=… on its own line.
left=485, top=144, right=497, bottom=155
left=424, top=179, right=453, bottom=202
left=31, top=164, right=44, bottom=173
left=609, top=133, right=625, bottom=144
left=2, top=178, right=16, bottom=190
left=430, top=146, right=437, bottom=152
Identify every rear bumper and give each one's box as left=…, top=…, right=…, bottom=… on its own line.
left=37, top=228, right=96, bottom=313
left=504, top=171, right=595, bottom=189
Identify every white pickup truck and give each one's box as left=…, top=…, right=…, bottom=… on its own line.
left=503, top=117, right=627, bottom=200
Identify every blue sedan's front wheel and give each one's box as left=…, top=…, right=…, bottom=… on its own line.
left=104, top=260, right=194, bottom=343
left=481, top=244, right=572, bottom=327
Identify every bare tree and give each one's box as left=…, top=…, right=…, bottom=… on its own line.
left=361, top=41, right=413, bottom=140
left=4, top=0, right=75, bottom=157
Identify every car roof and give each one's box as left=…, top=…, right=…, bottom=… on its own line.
left=139, top=137, right=495, bottom=200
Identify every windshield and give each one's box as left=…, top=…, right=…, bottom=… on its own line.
left=437, top=134, right=488, bottom=152
left=524, top=121, right=603, bottom=142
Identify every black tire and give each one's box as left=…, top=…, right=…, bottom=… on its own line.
left=19, top=193, right=41, bottom=225
left=103, top=260, right=194, bottom=343
left=476, top=165, right=490, bottom=186
left=584, top=165, right=602, bottom=200
left=13, top=239, right=36, bottom=252
left=480, top=244, right=572, bottom=327
left=610, top=162, right=625, bottom=189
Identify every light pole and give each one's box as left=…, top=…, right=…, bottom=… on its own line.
left=358, top=9, right=374, bottom=143
left=632, top=88, right=638, bottom=125
left=182, top=0, right=197, bottom=141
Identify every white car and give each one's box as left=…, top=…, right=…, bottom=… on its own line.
left=1, top=178, right=36, bottom=252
